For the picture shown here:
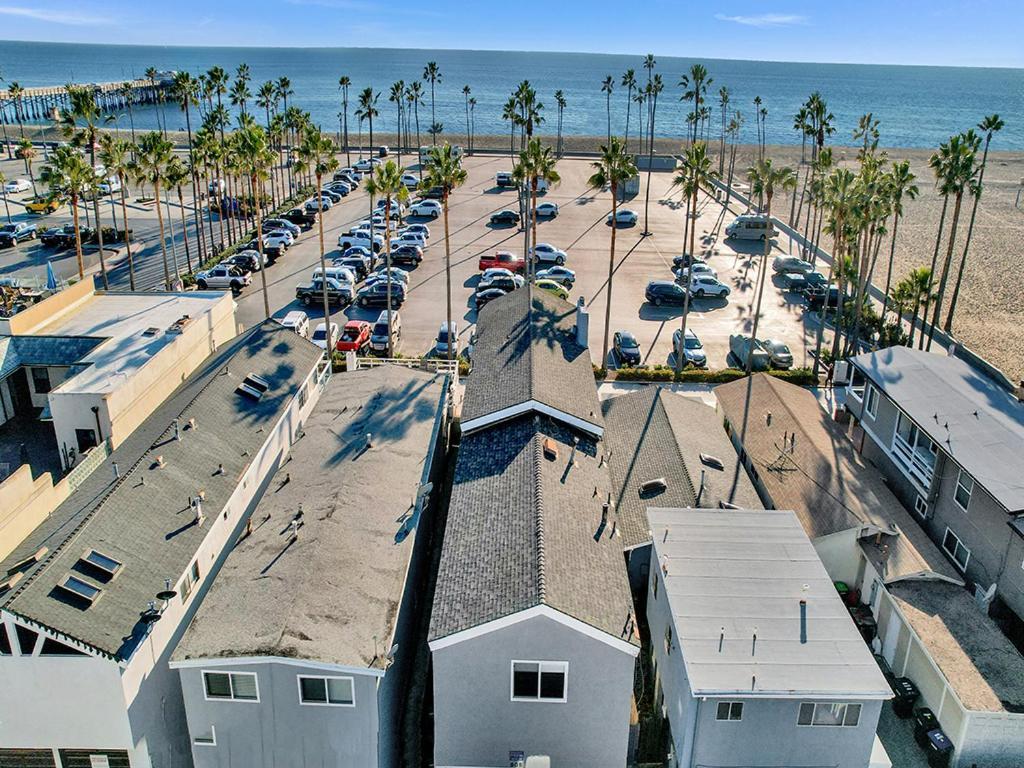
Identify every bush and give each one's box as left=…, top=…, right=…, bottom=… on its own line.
left=607, top=366, right=819, bottom=385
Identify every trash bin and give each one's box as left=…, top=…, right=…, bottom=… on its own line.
left=925, top=728, right=953, bottom=768
left=913, top=707, right=939, bottom=748
left=834, top=581, right=850, bottom=602
left=892, top=677, right=920, bottom=718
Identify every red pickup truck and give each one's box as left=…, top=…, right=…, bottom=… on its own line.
left=478, top=250, right=526, bottom=273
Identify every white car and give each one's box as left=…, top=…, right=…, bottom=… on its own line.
left=673, top=262, right=718, bottom=281
left=536, top=202, right=559, bottom=218
left=772, top=255, right=814, bottom=274
left=366, top=267, right=410, bottom=286
left=353, top=158, right=381, bottom=172
left=311, top=322, right=339, bottom=350
left=338, top=231, right=384, bottom=253
left=4, top=178, right=30, bottom=194
left=530, top=243, right=567, bottom=265
left=608, top=209, right=638, bottom=226
left=481, top=267, right=515, bottom=282
left=306, top=197, right=332, bottom=211
left=264, top=229, right=294, bottom=249
left=391, top=232, right=426, bottom=249
left=98, top=177, right=122, bottom=195
left=687, top=275, right=731, bottom=298
left=408, top=199, right=441, bottom=218
left=401, top=173, right=420, bottom=190
left=536, top=265, right=576, bottom=286
left=195, top=264, right=251, bottom=292
left=400, top=223, right=430, bottom=239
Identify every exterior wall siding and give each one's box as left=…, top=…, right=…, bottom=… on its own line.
left=431, top=614, right=636, bottom=768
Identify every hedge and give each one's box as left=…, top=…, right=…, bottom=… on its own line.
left=606, top=365, right=819, bottom=385
left=330, top=353, right=471, bottom=377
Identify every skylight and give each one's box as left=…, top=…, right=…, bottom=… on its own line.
left=243, top=373, right=270, bottom=392
left=57, top=575, right=101, bottom=604
left=82, top=550, right=122, bottom=577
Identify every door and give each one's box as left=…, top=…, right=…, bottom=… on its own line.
left=75, top=428, right=98, bottom=455
left=7, top=369, right=33, bottom=416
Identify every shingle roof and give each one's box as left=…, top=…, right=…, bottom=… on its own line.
left=173, top=367, right=447, bottom=668
left=461, top=287, right=603, bottom=435
left=0, top=335, right=105, bottom=380
left=601, top=387, right=761, bottom=549
left=650, top=508, right=891, bottom=698
left=0, top=321, right=323, bottom=659
left=714, top=374, right=962, bottom=585
left=850, top=347, right=1024, bottom=512
left=429, top=414, right=636, bottom=646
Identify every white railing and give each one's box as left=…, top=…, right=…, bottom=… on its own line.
left=345, top=353, right=460, bottom=385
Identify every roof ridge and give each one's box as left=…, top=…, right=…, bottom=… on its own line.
left=656, top=389, right=699, bottom=505
left=533, top=421, right=547, bottom=604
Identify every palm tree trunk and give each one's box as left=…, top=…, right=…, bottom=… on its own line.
left=927, top=192, right=964, bottom=350
left=676, top=190, right=694, bottom=375
left=946, top=141, right=991, bottom=334
left=250, top=175, right=270, bottom=319
left=443, top=192, right=453, bottom=361
left=908, top=294, right=923, bottom=348
left=880, top=213, right=901, bottom=327
left=385, top=197, right=394, bottom=358
left=745, top=196, right=773, bottom=377
left=602, top=185, right=618, bottom=368
left=313, top=173, right=332, bottom=353
left=163, top=186, right=180, bottom=284
left=71, top=195, right=85, bottom=280
left=919, top=195, right=949, bottom=349
left=177, top=187, right=193, bottom=274
left=118, top=180, right=136, bottom=290
left=154, top=181, right=171, bottom=289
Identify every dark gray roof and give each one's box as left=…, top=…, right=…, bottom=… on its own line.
left=461, top=287, right=603, bottom=435
left=173, top=367, right=447, bottom=668
left=0, top=321, right=323, bottom=659
left=429, top=414, right=636, bottom=646
left=601, top=387, right=761, bottom=549
left=0, top=335, right=106, bottom=380
left=851, top=347, right=1024, bottom=512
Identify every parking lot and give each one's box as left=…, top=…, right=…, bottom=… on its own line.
left=230, top=152, right=827, bottom=369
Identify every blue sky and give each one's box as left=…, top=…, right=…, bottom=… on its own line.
left=2, top=1, right=1022, bottom=67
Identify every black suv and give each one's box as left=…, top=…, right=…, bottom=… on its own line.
left=355, top=281, right=405, bottom=308
left=390, top=245, right=423, bottom=266
left=806, top=285, right=843, bottom=312
left=645, top=280, right=687, bottom=307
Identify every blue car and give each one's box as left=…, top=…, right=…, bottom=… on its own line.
left=0, top=222, right=37, bottom=247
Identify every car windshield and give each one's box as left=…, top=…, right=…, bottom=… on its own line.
left=372, top=323, right=389, bottom=336
left=342, top=327, right=361, bottom=340
left=620, top=334, right=638, bottom=349
left=685, top=336, right=702, bottom=349
left=774, top=343, right=792, bottom=355
left=0, top=225, right=14, bottom=233
left=438, top=329, right=452, bottom=343
left=312, top=329, right=327, bottom=341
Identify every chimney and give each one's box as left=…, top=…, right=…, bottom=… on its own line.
left=574, top=297, right=589, bottom=348
left=799, top=599, right=808, bottom=644
left=193, top=497, right=205, bottom=526
left=601, top=502, right=609, bottom=526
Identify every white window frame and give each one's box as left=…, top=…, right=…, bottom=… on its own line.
left=797, top=701, right=862, bottom=727
left=510, top=660, right=568, bottom=703
left=202, top=670, right=260, bottom=703
left=193, top=725, right=216, bottom=747
left=942, top=527, right=971, bottom=572
left=864, top=385, right=879, bottom=419
left=716, top=701, right=744, bottom=721
left=954, top=469, right=973, bottom=512
left=891, top=411, right=937, bottom=489
left=914, top=494, right=929, bottom=519
left=849, top=369, right=866, bottom=400
left=296, top=674, right=356, bottom=708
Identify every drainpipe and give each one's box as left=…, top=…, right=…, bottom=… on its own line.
left=91, top=405, right=103, bottom=443
left=680, top=695, right=701, bottom=768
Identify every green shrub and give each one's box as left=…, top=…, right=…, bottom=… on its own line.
left=606, top=366, right=819, bottom=385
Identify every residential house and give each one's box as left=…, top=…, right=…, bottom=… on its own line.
left=0, top=321, right=325, bottom=768
left=646, top=508, right=893, bottom=768
left=170, top=366, right=449, bottom=768
left=429, top=288, right=639, bottom=768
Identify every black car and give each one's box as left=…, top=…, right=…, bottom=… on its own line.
left=241, top=238, right=283, bottom=260
left=390, top=245, right=423, bottom=266
left=645, top=280, right=687, bottom=307
left=422, top=186, right=445, bottom=200
left=39, top=224, right=95, bottom=248
left=806, top=285, right=843, bottom=312
left=490, top=209, right=520, bottom=226
left=802, top=271, right=829, bottom=292
left=474, top=287, right=508, bottom=309
left=613, top=330, right=642, bottom=366
left=355, top=281, right=405, bottom=308
left=333, top=255, right=369, bottom=280
left=222, top=250, right=265, bottom=273
left=671, top=253, right=700, bottom=269
left=282, top=207, right=316, bottom=228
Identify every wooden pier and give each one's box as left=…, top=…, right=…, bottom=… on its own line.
left=0, top=76, right=176, bottom=125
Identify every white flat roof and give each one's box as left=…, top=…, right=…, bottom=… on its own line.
left=32, top=291, right=228, bottom=396
left=649, top=508, right=891, bottom=699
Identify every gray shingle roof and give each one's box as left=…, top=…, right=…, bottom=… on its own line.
left=850, top=347, right=1024, bottom=512
left=601, top=387, right=761, bottom=549
left=461, top=287, right=603, bottom=435
left=429, top=414, right=636, bottom=646
left=0, top=335, right=106, bottom=380
left=173, top=367, right=447, bottom=668
left=0, top=321, right=323, bottom=659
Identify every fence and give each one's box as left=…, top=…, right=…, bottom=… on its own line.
left=66, top=439, right=111, bottom=493
left=345, top=353, right=460, bottom=386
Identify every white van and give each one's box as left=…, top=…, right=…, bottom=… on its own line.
left=495, top=171, right=514, bottom=188
left=369, top=310, right=401, bottom=354
left=279, top=310, right=310, bottom=338
left=725, top=214, right=775, bottom=241
left=312, top=265, right=356, bottom=290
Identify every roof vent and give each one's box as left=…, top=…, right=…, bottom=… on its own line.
left=166, top=314, right=193, bottom=334
left=237, top=372, right=271, bottom=401
left=8, top=546, right=48, bottom=575
left=0, top=572, right=23, bottom=596
left=236, top=382, right=264, bottom=401
left=700, top=453, right=725, bottom=470
left=542, top=438, right=558, bottom=460
left=639, top=477, right=667, bottom=496
left=155, top=455, right=165, bottom=468
left=142, top=327, right=160, bottom=337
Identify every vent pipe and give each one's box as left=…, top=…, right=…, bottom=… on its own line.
left=173, top=419, right=180, bottom=441
left=799, top=599, right=808, bottom=644
left=193, top=497, right=205, bottom=526
left=112, top=461, right=120, bottom=480
left=697, top=469, right=706, bottom=505
left=601, top=502, right=609, bottom=526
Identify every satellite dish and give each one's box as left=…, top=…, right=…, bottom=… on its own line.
left=156, top=590, right=177, bottom=601
left=140, top=609, right=162, bottom=625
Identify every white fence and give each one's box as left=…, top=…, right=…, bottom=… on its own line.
left=345, top=353, right=460, bottom=386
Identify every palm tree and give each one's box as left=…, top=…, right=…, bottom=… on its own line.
left=641, top=74, right=663, bottom=235
left=679, top=64, right=712, bottom=145
left=421, top=145, right=468, bottom=361
left=519, top=139, right=560, bottom=281
left=15, top=138, right=38, bottom=197
left=130, top=131, right=174, bottom=290
left=145, top=67, right=167, bottom=136
left=554, top=90, right=567, bottom=157
left=946, top=114, right=1004, bottom=334
left=588, top=137, right=638, bottom=367
left=621, top=70, right=636, bottom=151
left=600, top=76, right=614, bottom=145
left=390, top=80, right=407, bottom=162
left=811, top=167, right=856, bottom=375
left=8, top=82, right=25, bottom=138
left=745, top=159, right=797, bottom=376
left=905, top=266, right=935, bottom=348
left=338, top=76, right=352, bottom=165
left=502, top=97, right=518, bottom=160
left=40, top=146, right=94, bottom=280
left=275, top=76, right=294, bottom=185
left=461, top=85, right=472, bottom=153
left=358, top=87, right=380, bottom=155
left=469, top=97, right=476, bottom=154
left=230, top=78, right=251, bottom=118
left=423, top=62, right=442, bottom=143
left=366, top=161, right=409, bottom=357
left=294, top=129, right=340, bottom=350
left=717, top=87, right=730, bottom=175
left=408, top=81, right=424, bottom=160
left=233, top=123, right=276, bottom=318
left=164, top=156, right=195, bottom=274
left=879, top=161, right=919, bottom=324
left=99, top=135, right=137, bottom=289
left=172, top=72, right=206, bottom=261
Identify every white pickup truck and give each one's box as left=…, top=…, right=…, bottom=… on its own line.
left=195, top=264, right=251, bottom=292
left=337, top=230, right=384, bottom=253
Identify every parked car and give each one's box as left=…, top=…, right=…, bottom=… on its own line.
left=195, top=264, right=251, bottom=292
left=421, top=186, right=445, bottom=200
left=311, top=322, right=339, bottom=351
left=401, top=172, right=419, bottom=190
left=0, top=222, right=37, bottom=247
left=311, top=265, right=356, bottom=291
left=390, top=244, right=423, bottom=266
left=673, top=262, right=718, bottom=281
left=530, top=243, right=567, bottom=265
left=97, top=177, right=121, bottom=195
left=490, top=209, right=520, bottom=226
left=760, top=338, right=794, bottom=369
left=40, top=224, right=79, bottom=247
left=408, top=199, right=441, bottom=218
left=325, top=181, right=351, bottom=195
left=613, top=330, right=641, bottom=366
left=333, top=255, right=370, bottom=280
left=607, top=208, right=638, bottom=226
left=479, top=250, right=525, bottom=273
left=365, top=268, right=409, bottom=288
left=378, top=145, right=389, bottom=157
left=536, top=202, right=559, bottom=218
left=3, top=178, right=31, bottom=194
left=369, top=310, right=401, bottom=353
left=355, top=281, right=405, bottom=308
left=535, top=278, right=569, bottom=300
left=725, top=214, right=775, bottom=240
left=478, top=274, right=523, bottom=294
left=282, top=207, right=316, bottom=228
left=495, top=171, right=515, bottom=187
left=535, top=265, right=576, bottom=286
left=336, top=320, right=372, bottom=353
left=729, top=334, right=771, bottom=371
left=672, top=253, right=703, bottom=269
left=278, top=310, right=310, bottom=338
left=435, top=321, right=459, bottom=357
left=390, top=231, right=426, bottom=249
left=295, top=277, right=353, bottom=308
left=335, top=168, right=361, bottom=182
left=782, top=272, right=810, bottom=292
left=353, top=158, right=377, bottom=172
left=801, top=271, right=829, bottom=292
left=25, top=197, right=62, bottom=215
left=687, top=275, right=731, bottom=298
left=318, top=188, right=343, bottom=204
left=772, top=255, right=814, bottom=274
left=263, top=218, right=301, bottom=238
left=474, top=287, right=508, bottom=309
left=222, top=250, right=267, bottom=272
left=338, top=231, right=384, bottom=253
left=645, top=280, right=687, bottom=306
left=400, top=223, right=430, bottom=239
left=673, top=328, right=707, bottom=368
left=305, top=198, right=331, bottom=213
left=240, top=237, right=283, bottom=260
left=806, top=285, right=843, bottom=312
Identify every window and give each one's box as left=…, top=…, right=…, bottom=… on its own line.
left=203, top=671, right=259, bottom=702
left=798, top=702, right=861, bottom=727
left=716, top=701, right=744, bottom=721
left=193, top=726, right=216, bottom=746
left=298, top=675, right=355, bottom=706
left=865, top=385, right=879, bottom=418
left=298, top=383, right=309, bottom=408
left=191, top=561, right=201, bottom=585
left=954, top=470, right=973, bottom=512
left=31, top=367, right=51, bottom=394
left=942, top=528, right=971, bottom=572
left=89, top=757, right=110, bottom=768
left=179, top=574, right=193, bottom=602
left=892, top=412, right=937, bottom=488
left=850, top=369, right=866, bottom=399
left=664, top=625, right=674, bottom=655
left=914, top=494, right=929, bottom=519
left=652, top=571, right=658, bottom=600
left=511, top=661, right=567, bottom=702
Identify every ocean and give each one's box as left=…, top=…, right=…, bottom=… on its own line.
left=2, top=40, right=1022, bottom=150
